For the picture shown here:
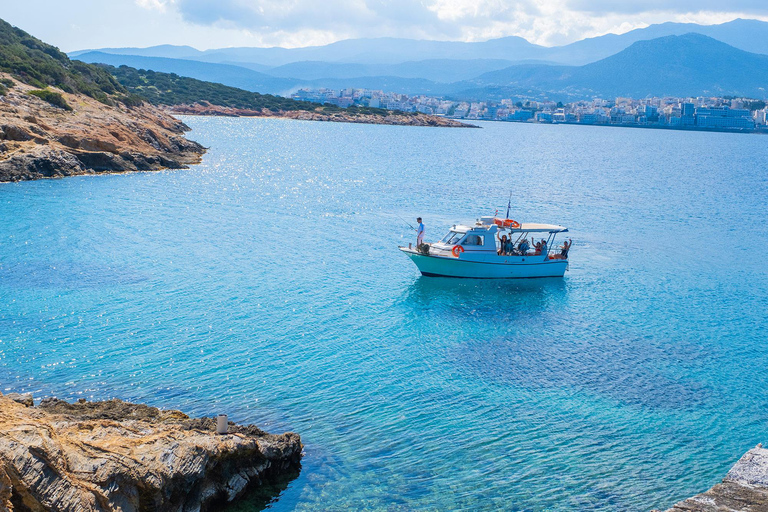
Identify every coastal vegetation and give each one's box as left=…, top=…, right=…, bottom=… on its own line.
left=28, top=88, right=72, bottom=110
left=0, top=77, right=12, bottom=95
left=0, top=19, right=128, bottom=105
left=104, top=64, right=324, bottom=112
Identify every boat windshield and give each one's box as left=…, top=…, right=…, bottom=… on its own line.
left=440, top=231, right=464, bottom=244
left=462, top=234, right=484, bottom=246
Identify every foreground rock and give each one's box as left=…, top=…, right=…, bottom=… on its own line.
left=659, top=444, right=768, bottom=511
left=168, top=102, right=478, bottom=128
left=0, top=75, right=205, bottom=182
left=0, top=392, right=301, bottom=512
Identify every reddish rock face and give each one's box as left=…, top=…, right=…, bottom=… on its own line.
left=0, top=393, right=302, bottom=512
left=0, top=75, right=205, bottom=182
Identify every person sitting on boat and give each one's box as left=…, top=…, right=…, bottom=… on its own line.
left=559, top=239, right=572, bottom=259
left=496, top=233, right=508, bottom=255
left=533, top=239, right=542, bottom=255
left=518, top=239, right=530, bottom=254
left=504, top=236, right=514, bottom=255
left=462, top=234, right=483, bottom=246
left=416, top=217, right=425, bottom=247
left=540, top=239, right=548, bottom=256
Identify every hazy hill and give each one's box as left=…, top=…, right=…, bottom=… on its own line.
left=464, top=34, right=768, bottom=99
left=74, top=51, right=304, bottom=95
left=71, top=44, right=202, bottom=60
left=266, top=59, right=533, bottom=83
left=74, top=35, right=546, bottom=67
left=75, top=51, right=451, bottom=96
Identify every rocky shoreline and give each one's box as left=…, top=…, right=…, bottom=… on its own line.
left=167, top=102, right=478, bottom=128
left=0, top=391, right=302, bottom=512
left=0, top=75, right=205, bottom=183
left=657, top=444, right=768, bottom=511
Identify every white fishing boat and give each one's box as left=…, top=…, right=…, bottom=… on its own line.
left=399, top=216, right=571, bottom=279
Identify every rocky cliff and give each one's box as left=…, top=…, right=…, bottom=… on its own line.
left=658, top=444, right=768, bottom=512
left=0, top=392, right=302, bottom=512
left=0, top=75, right=205, bottom=182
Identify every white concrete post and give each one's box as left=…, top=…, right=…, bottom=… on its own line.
left=216, top=414, right=228, bottom=434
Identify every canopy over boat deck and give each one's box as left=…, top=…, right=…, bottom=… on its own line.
left=462, top=217, right=569, bottom=233
left=510, top=223, right=568, bottom=233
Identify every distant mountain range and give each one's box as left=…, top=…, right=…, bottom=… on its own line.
left=71, top=19, right=768, bottom=67
left=457, top=34, right=768, bottom=100
left=71, top=19, right=768, bottom=101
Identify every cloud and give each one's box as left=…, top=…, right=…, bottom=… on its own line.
left=172, top=0, right=543, bottom=41
left=175, top=0, right=428, bottom=31
left=165, top=0, right=768, bottom=48
left=135, top=0, right=172, bottom=11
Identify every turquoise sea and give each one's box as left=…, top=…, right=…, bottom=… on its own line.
left=1, top=117, right=767, bottom=510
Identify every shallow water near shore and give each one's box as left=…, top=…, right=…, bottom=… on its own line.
left=1, top=117, right=767, bottom=510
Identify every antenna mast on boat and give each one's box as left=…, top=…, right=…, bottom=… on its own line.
left=505, top=190, right=512, bottom=219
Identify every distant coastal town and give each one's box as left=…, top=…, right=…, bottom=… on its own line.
left=292, top=88, right=768, bottom=133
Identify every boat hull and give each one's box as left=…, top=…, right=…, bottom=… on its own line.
left=400, top=248, right=568, bottom=279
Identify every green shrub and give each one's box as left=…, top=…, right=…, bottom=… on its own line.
left=28, top=89, right=72, bottom=110
left=0, top=78, right=13, bottom=88
left=0, top=84, right=6, bottom=96
left=119, top=93, right=144, bottom=107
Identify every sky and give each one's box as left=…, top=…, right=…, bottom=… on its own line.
left=3, top=0, right=768, bottom=52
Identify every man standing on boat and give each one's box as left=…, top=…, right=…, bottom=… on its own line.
left=416, top=217, right=425, bottom=246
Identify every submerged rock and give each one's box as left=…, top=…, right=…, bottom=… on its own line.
left=659, top=444, right=768, bottom=511
left=0, top=392, right=301, bottom=512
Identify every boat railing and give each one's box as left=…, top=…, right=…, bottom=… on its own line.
left=495, top=247, right=569, bottom=259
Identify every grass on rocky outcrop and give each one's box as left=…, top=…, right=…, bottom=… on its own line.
left=28, top=89, right=72, bottom=110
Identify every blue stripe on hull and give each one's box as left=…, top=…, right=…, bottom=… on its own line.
left=403, top=250, right=567, bottom=279
left=420, top=272, right=562, bottom=279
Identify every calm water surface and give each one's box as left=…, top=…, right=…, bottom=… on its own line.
left=1, top=118, right=767, bottom=510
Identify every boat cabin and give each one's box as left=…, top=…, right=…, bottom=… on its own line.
left=432, top=216, right=569, bottom=259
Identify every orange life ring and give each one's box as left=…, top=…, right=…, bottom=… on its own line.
left=452, top=245, right=465, bottom=258
left=503, top=219, right=521, bottom=229
left=493, top=218, right=504, bottom=227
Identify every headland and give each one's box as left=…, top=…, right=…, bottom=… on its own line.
left=0, top=391, right=302, bottom=511
left=167, top=102, right=475, bottom=127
